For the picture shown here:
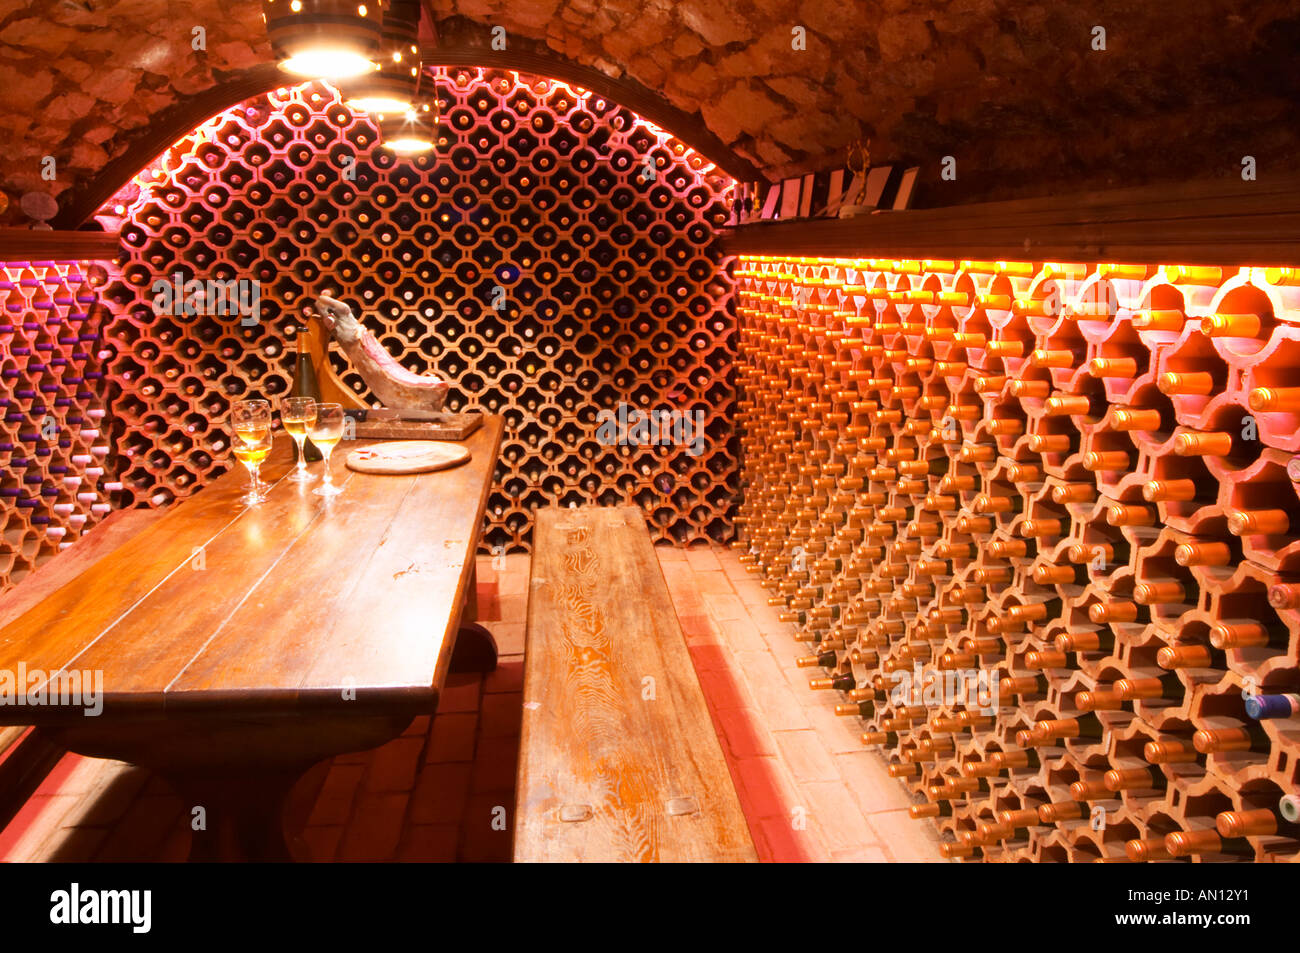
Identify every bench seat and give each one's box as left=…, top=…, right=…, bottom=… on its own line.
left=515, top=505, right=756, bottom=862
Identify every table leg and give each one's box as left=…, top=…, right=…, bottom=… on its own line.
left=48, top=712, right=414, bottom=863
left=165, top=767, right=305, bottom=862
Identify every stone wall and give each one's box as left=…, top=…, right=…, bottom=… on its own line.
left=1, top=0, right=1298, bottom=219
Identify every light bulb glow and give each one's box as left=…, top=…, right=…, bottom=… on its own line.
left=347, top=95, right=413, bottom=113
left=386, top=136, right=434, bottom=154
left=279, top=48, right=375, bottom=79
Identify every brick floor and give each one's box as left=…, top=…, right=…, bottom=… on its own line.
left=0, top=546, right=943, bottom=863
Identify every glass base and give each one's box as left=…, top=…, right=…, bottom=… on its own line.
left=312, top=482, right=343, bottom=498
left=239, top=490, right=266, bottom=505
left=287, top=467, right=314, bottom=483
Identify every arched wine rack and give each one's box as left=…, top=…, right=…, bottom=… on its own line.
left=98, top=69, right=738, bottom=552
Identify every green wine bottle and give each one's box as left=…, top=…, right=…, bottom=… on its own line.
left=292, top=326, right=323, bottom=461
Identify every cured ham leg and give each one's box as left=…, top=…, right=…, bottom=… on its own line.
left=314, top=295, right=450, bottom=413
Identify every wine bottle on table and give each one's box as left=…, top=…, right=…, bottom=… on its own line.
left=292, top=326, right=323, bottom=462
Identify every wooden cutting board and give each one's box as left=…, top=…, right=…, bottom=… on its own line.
left=351, top=412, right=484, bottom=441
left=345, top=440, right=471, bottom=474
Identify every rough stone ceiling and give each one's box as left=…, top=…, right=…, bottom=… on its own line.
left=2, top=0, right=1299, bottom=218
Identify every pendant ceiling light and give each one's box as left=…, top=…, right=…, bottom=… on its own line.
left=262, top=0, right=385, bottom=80
left=341, top=0, right=420, bottom=114
left=377, top=101, right=444, bottom=155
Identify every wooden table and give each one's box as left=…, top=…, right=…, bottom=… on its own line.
left=0, top=416, right=503, bottom=860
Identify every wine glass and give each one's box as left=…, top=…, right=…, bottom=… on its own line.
left=230, top=399, right=272, bottom=505
left=281, top=396, right=317, bottom=483
left=308, top=402, right=345, bottom=498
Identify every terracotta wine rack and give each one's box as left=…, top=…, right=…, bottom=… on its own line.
left=0, top=260, right=119, bottom=595
left=734, top=256, right=1300, bottom=862
left=97, top=70, right=737, bottom=552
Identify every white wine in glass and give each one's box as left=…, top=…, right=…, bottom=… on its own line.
left=308, top=402, right=345, bottom=498
left=281, top=396, right=317, bottom=483
left=231, top=399, right=272, bottom=505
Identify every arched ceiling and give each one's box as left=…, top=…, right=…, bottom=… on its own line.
left=2, top=0, right=1298, bottom=224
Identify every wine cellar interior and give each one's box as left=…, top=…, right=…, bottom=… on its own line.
left=735, top=257, right=1300, bottom=862
left=1, top=0, right=1299, bottom=878
left=100, top=73, right=736, bottom=552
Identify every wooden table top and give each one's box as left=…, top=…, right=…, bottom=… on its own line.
left=0, top=416, right=503, bottom=723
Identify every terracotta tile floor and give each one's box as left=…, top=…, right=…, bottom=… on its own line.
left=0, top=545, right=943, bottom=863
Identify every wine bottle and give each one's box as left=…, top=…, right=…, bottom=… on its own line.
left=1244, top=692, right=1300, bottom=720
left=1115, top=672, right=1183, bottom=701
left=1037, top=801, right=1084, bottom=824
left=861, top=731, right=898, bottom=747
left=795, top=650, right=838, bottom=669
left=1125, top=837, right=1173, bottom=862
left=1164, top=829, right=1256, bottom=859
left=1033, top=713, right=1105, bottom=743
left=1069, top=777, right=1114, bottom=800
left=1193, top=722, right=1270, bottom=754
left=1113, top=408, right=1165, bottom=432
left=904, top=790, right=952, bottom=818
left=1157, top=643, right=1225, bottom=670
left=1210, top=620, right=1285, bottom=650
left=1104, top=766, right=1166, bottom=794
left=1228, top=508, right=1290, bottom=536
left=1174, top=541, right=1232, bottom=566
left=998, top=808, right=1045, bottom=832
left=1268, top=582, right=1300, bottom=610
left=292, top=326, right=323, bottom=461
left=1143, top=739, right=1200, bottom=764
left=1216, top=807, right=1300, bottom=840
left=810, top=672, right=855, bottom=692
left=1056, top=629, right=1113, bottom=653
left=1280, top=793, right=1300, bottom=823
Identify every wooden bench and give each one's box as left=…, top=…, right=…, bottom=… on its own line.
left=515, top=506, right=756, bottom=862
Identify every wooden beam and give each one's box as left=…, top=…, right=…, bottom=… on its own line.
left=0, top=227, right=121, bottom=262
left=722, top=175, right=1300, bottom=266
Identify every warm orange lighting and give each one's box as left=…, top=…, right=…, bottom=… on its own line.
left=280, top=48, right=375, bottom=78
left=385, top=136, right=434, bottom=154
left=347, top=94, right=412, bottom=113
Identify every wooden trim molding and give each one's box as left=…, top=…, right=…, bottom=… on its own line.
left=721, top=175, right=1300, bottom=266
left=0, top=227, right=121, bottom=262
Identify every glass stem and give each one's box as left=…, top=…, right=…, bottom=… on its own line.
left=292, top=434, right=307, bottom=475
left=320, top=448, right=333, bottom=491
left=249, top=463, right=261, bottom=497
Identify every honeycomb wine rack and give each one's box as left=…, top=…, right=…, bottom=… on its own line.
left=734, top=255, right=1300, bottom=863
left=98, top=69, right=737, bottom=552
left=0, top=260, right=119, bottom=595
